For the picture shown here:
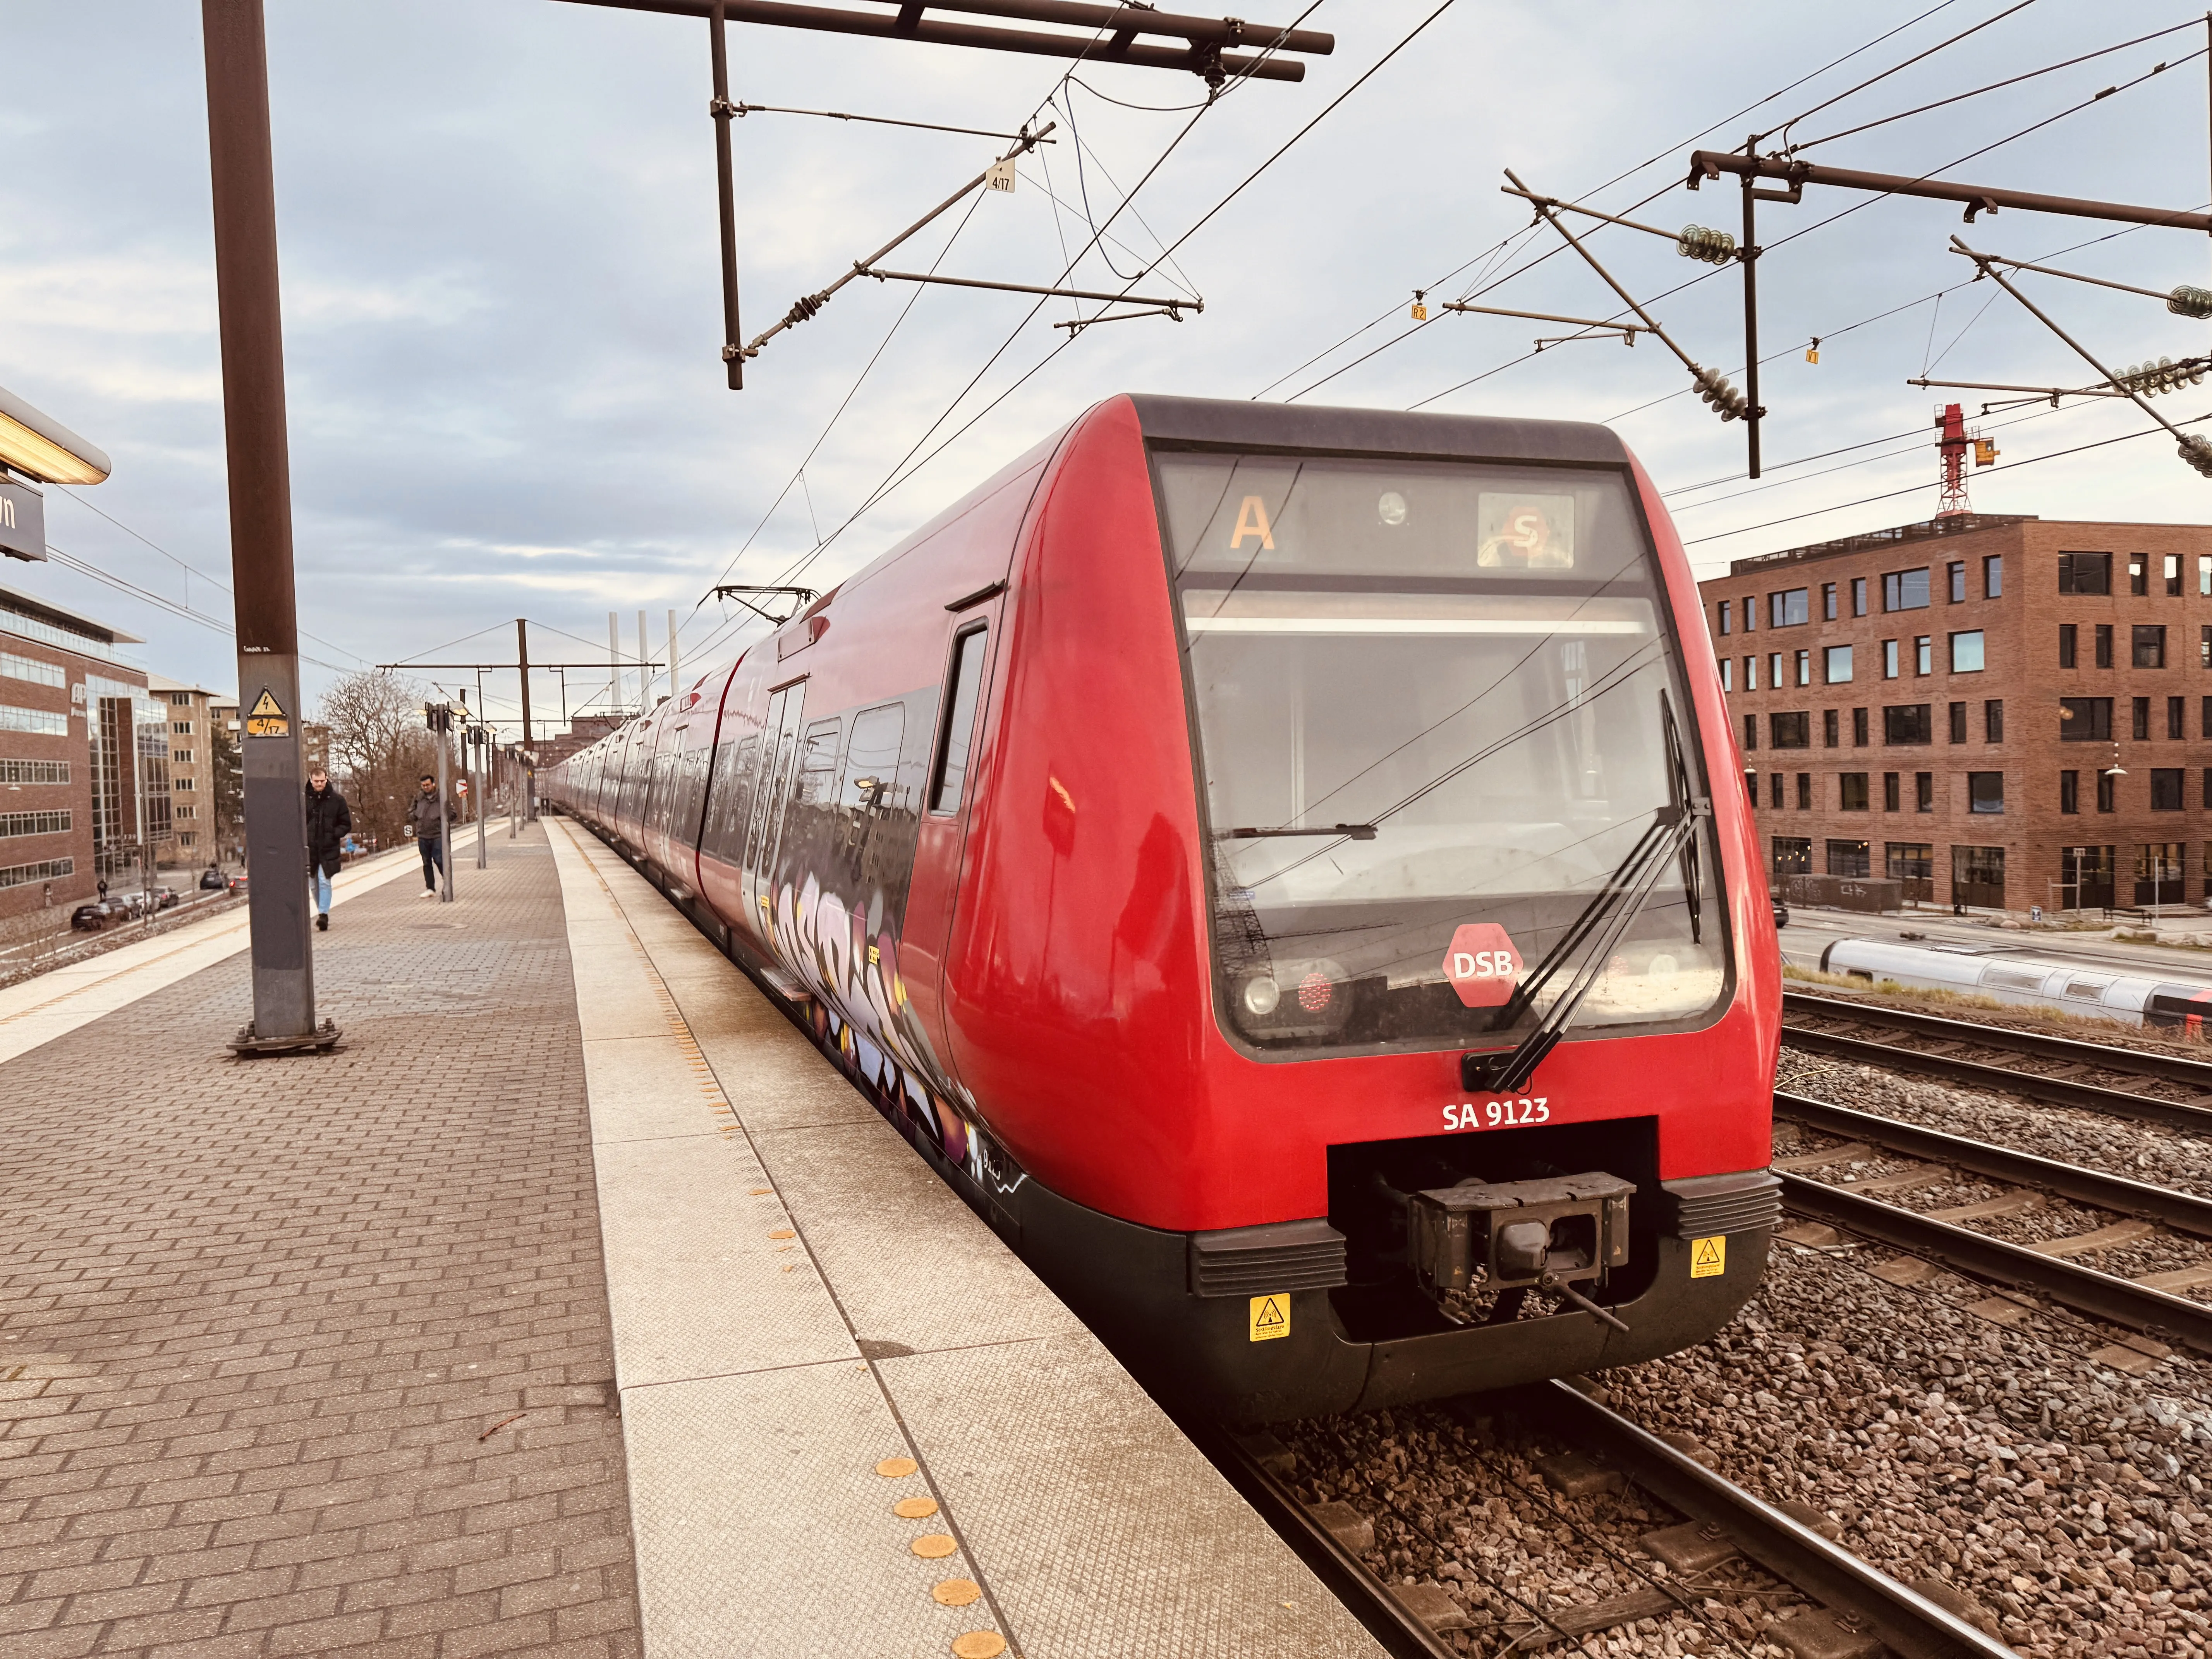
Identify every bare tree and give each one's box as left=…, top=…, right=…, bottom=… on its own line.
left=316, top=671, right=437, bottom=851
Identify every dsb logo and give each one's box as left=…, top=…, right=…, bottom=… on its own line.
left=1443, top=923, right=1522, bottom=1009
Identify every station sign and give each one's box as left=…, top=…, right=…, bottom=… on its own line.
left=0, top=474, right=46, bottom=562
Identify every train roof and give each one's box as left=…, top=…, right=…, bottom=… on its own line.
left=1128, top=393, right=1630, bottom=468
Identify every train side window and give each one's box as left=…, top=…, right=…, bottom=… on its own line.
left=2063, top=979, right=2109, bottom=1000
left=929, top=625, right=989, bottom=814
left=797, top=718, right=844, bottom=807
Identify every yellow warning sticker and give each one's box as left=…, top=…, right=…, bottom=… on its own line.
left=244, top=688, right=290, bottom=738
left=1249, top=1294, right=1290, bottom=1342
left=1691, top=1235, right=1726, bottom=1278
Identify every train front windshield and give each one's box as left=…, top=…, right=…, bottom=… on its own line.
left=1155, top=451, right=1728, bottom=1056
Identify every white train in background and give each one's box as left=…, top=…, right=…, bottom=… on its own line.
left=1818, top=937, right=2212, bottom=1030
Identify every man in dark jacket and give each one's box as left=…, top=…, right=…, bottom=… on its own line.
left=305, top=769, right=352, bottom=931
left=407, top=773, right=457, bottom=899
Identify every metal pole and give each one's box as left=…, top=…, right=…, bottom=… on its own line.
left=516, top=618, right=536, bottom=822
left=709, top=1, right=743, bottom=390
left=203, top=0, right=320, bottom=1048
left=667, top=608, right=680, bottom=696
left=609, top=612, right=622, bottom=711
left=637, top=612, right=649, bottom=705
left=1740, top=153, right=1762, bottom=480
left=436, top=709, right=453, bottom=902
left=474, top=725, right=487, bottom=868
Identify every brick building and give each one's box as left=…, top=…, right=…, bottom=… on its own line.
left=149, top=675, right=228, bottom=865
left=1700, top=514, right=2212, bottom=915
left=0, top=585, right=164, bottom=943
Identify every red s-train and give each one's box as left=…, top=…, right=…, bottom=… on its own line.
left=545, top=395, right=1781, bottom=1423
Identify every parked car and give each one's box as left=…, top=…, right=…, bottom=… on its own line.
left=1771, top=896, right=1791, bottom=932
left=70, top=899, right=129, bottom=932
left=154, top=888, right=180, bottom=911
left=198, top=866, right=227, bottom=891
left=226, top=874, right=248, bottom=894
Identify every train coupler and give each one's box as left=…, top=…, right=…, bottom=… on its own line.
left=1405, top=1171, right=1635, bottom=1307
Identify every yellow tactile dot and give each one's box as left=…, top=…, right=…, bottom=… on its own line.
left=876, top=1457, right=918, bottom=1478
left=932, top=1579, right=981, bottom=1607
left=911, top=1534, right=958, bottom=1559
left=749, top=1187, right=771, bottom=1195
left=893, top=1497, right=938, bottom=1519
left=767, top=1229, right=795, bottom=1240
left=951, top=1633, right=1005, bottom=1658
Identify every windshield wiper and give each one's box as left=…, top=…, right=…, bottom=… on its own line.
left=1221, top=823, right=1379, bottom=841
left=1462, top=793, right=1709, bottom=1097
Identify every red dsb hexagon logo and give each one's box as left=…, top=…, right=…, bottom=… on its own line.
left=1444, top=924, right=1523, bottom=1008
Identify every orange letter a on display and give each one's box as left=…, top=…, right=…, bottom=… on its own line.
left=1230, top=495, right=1276, bottom=551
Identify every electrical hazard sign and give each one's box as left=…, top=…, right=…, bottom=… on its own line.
left=244, top=689, right=290, bottom=739
left=1248, top=1294, right=1291, bottom=1342
left=1690, top=1236, right=1726, bottom=1279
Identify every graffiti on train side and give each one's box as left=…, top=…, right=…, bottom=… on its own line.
left=764, top=868, right=1014, bottom=1196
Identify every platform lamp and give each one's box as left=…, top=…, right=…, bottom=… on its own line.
left=0, top=381, right=112, bottom=563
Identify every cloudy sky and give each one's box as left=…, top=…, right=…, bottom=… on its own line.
left=6, top=0, right=2210, bottom=730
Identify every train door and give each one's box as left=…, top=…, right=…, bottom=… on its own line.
left=742, top=681, right=807, bottom=935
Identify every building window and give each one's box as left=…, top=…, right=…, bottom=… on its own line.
left=1770, top=711, right=1811, bottom=748
left=0, top=704, right=69, bottom=736
left=172, top=749, right=192, bottom=766
left=2134, top=625, right=2167, bottom=669
left=0, top=651, right=66, bottom=690
left=2061, top=769, right=2080, bottom=814
left=1744, top=769, right=1757, bottom=802
left=172, top=776, right=194, bottom=792
left=2134, top=696, right=2152, bottom=741
left=1743, top=598, right=1757, bottom=633
left=2130, top=552, right=2150, bottom=595
left=1851, top=576, right=1868, bottom=617
left=0, top=761, right=68, bottom=786
left=1968, top=771, right=2004, bottom=814
left=2168, top=553, right=2185, bottom=595
left=1796, top=772, right=1811, bottom=810
left=2060, top=623, right=2077, bottom=668
left=170, top=720, right=193, bottom=735
left=2059, top=551, right=2113, bottom=594
left=2137, top=842, right=2185, bottom=906
left=1883, top=704, right=1932, bottom=745
left=1883, top=639, right=1899, bottom=678
left=1948, top=561, right=1966, bottom=603
left=1916, top=771, right=1934, bottom=812
left=1771, top=772, right=1786, bottom=810
left=1772, top=836, right=1811, bottom=876
left=2205, top=768, right=2212, bottom=809
left=1948, top=630, right=1984, bottom=673
left=1827, top=838, right=1871, bottom=877
left=1744, top=655, right=1757, bottom=690
left=1954, top=845, right=2006, bottom=908
left=1822, top=582, right=1838, bottom=621
left=1887, top=842, right=1935, bottom=899
left=175, top=805, right=194, bottom=821
left=1720, top=658, right=1733, bottom=690
left=1915, top=636, right=1932, bottom=675
left=1769, top=652, right=1784, bottom=689
left=0, top=858, right=76, bottom=890
left=1823, top=709, right=1840, bottom=747
left=1824, top=644, right=1853, bottom=683
left=1883, top=772, right=1901, bottom=811
left=169, top=691, right=191, bottom=707
left=1852, top=707, right=1869, bottom=746
left=1948, top=701, right=1967, bottom=743
left=2153, top=768, right=2185, bottom=811
left=1883, top=568, right=1931, bottom=611
left=2201, top=554, right=2212, bottom=597
left=1743, top=713, right=1757, bottom=750
left=1795, top=649, right=1810, bottom=687
left=2098, top=769, right=2118, bottom=812
left=1717, top=601, right=1732, bottom=636
left=1984, top=554, right=2003, bottom=598
left=2172, top=696, right=2188, bottom=740
left=1838, top=773, right=1869, bottom=811
left=2095, top=623, right=2114, bottom=668
left=0, top=811, right=72, bottom=838
left=1770, top=589, right=1809, bottom=628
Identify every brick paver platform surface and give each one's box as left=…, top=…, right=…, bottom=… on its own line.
left=0, top=827, right=641, bottom=1658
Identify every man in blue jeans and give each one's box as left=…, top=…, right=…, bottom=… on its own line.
left=407, top=773, right=458, bottom=898
left=304, top=768, right=351, bottom=931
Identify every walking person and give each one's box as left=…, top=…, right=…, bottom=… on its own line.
left=409, top=773, right=456, bottom=899
left=304, top=768, right=351, bottom=932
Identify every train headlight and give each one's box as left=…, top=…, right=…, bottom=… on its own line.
left=1242, top=975, right=1281, bottom=1016
left=1297, top=972, right=1333, bottom=1013
left=1376, top=491, right=1408, bottom=527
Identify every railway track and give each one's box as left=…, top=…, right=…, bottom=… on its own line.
left=1780, top=991, right=2212, bottom=1133
left=1207, top=1383, right=2013, bottom=1659
left=1774, top=1089, right=2212, bottom=1362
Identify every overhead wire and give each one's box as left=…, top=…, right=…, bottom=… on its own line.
left=1764, top=0, right=2040, bottom=149
left=41, top=545, right=356, bottom=677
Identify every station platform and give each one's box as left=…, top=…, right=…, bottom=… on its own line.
left=0, top=816, right=1379, bottom=1657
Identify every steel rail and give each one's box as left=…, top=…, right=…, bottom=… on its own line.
left=1781, top=991, right=2212, bottom=1089
left=1778, top=1172, right=2212, bottom=1355
left=1776, top=1089, right=2212, bottom=1236
left=1512, top=1381, right=2016, bottom=1659
left=1197, top=1424, right=1457, bottom=1659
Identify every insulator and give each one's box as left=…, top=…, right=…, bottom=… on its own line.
left=2170, top=285, right=2212, bottom=319
left=2180, top=434, right=2212, bottom=478
left=1677, top=225, right=1736, bottom=265
left=1694, top=368, right=1747, bottom=422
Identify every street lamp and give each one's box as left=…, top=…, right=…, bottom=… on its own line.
left=0, top=382, right=111, bottom=486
